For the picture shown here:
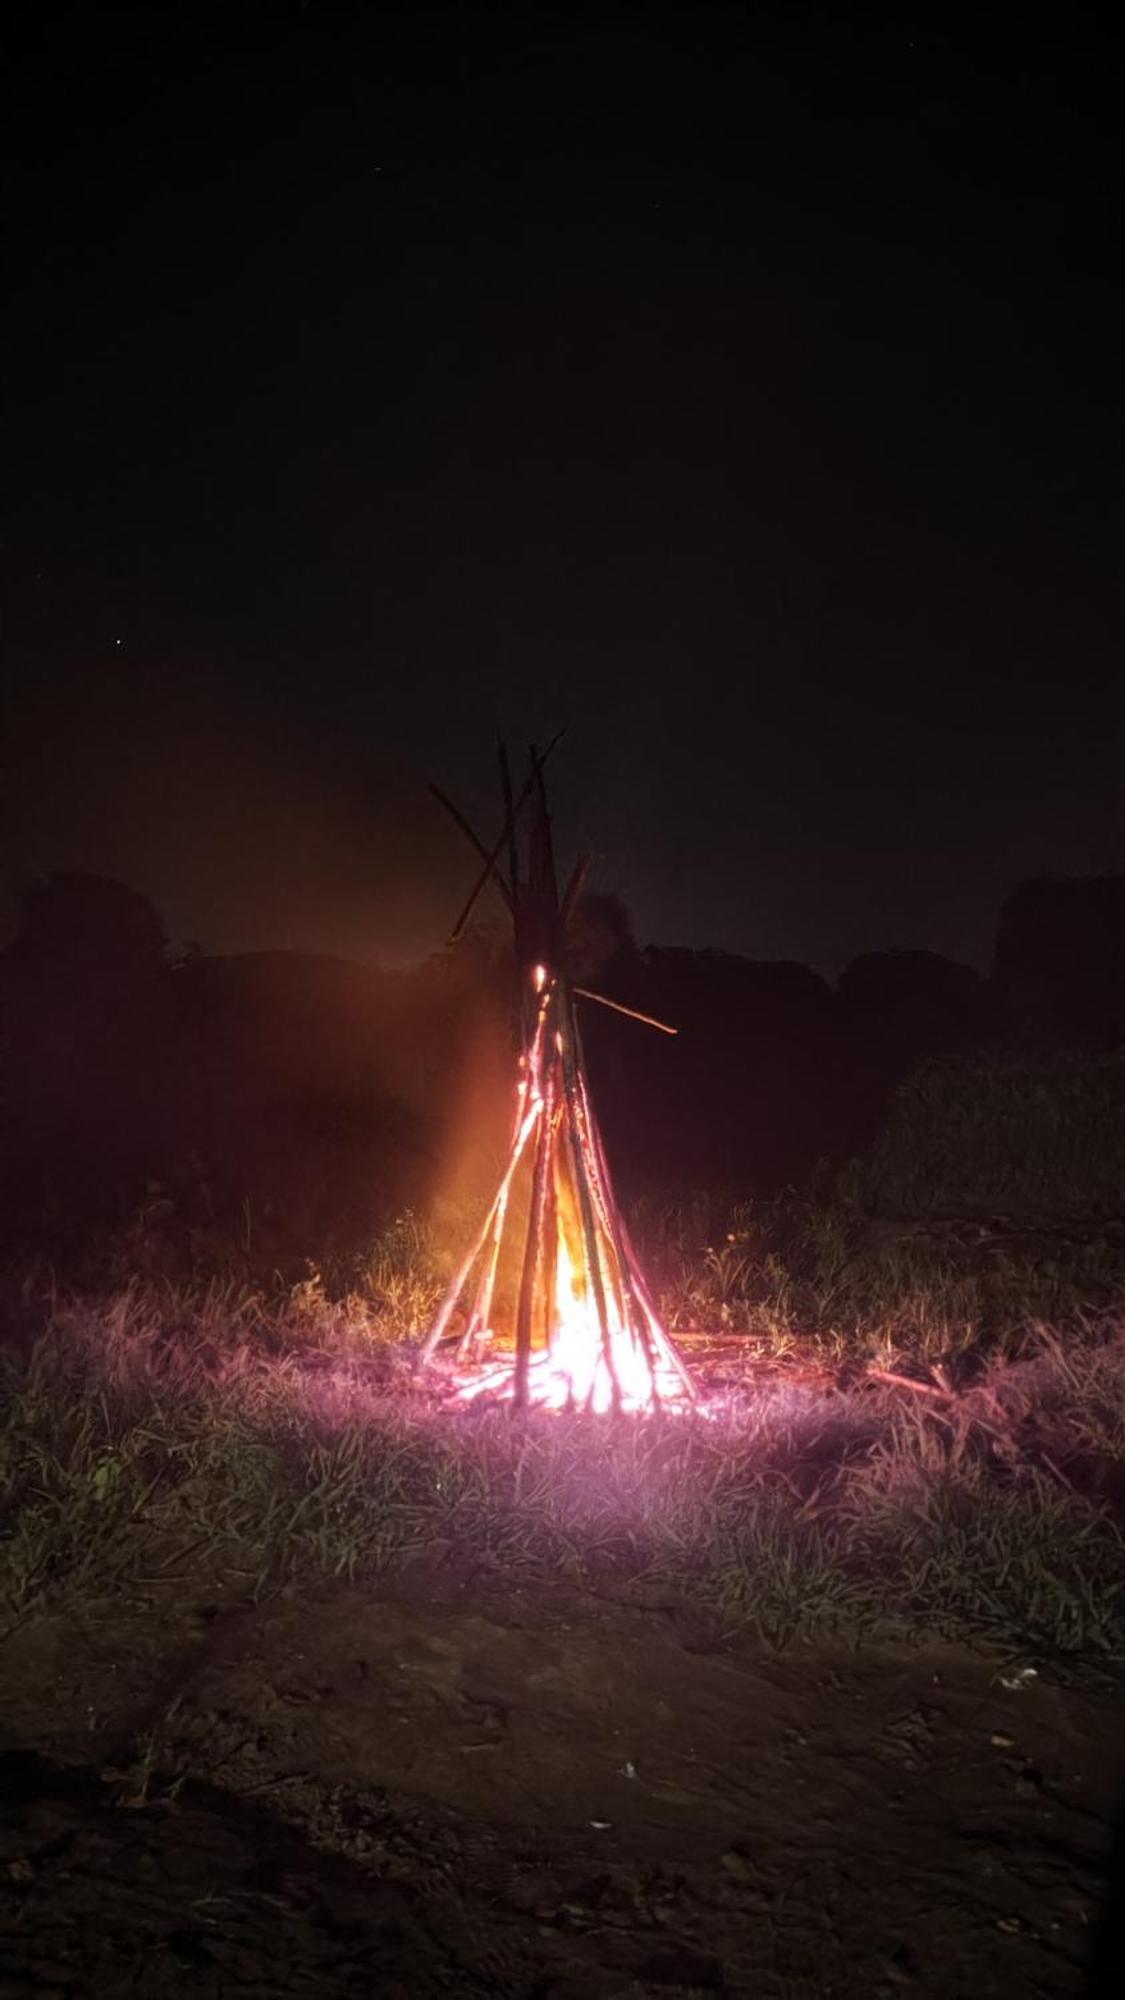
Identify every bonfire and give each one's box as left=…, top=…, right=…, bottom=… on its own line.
left=419, top=740, right=696, bottom=1413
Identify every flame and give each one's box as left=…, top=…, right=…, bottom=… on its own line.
left=536, top=1231, right=682, bottom=1413
left=428, top=965, right=695, bottom=1415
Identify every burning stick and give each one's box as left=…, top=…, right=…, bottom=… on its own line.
left=419, top=743, right=696, bottom=1413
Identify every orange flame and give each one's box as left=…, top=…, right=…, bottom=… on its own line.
left=426, top=966, right=695, bottom=1414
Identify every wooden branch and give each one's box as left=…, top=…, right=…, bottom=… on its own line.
left=540, top=1110, right=559, bottom=1353
left=557, top=992, right=620, bottom=1407
left=515, top=1092, right=552, bottom=1408
left=418, top=1090, right=541, bottom=1361
left=429, top=784, right=514, bottom=911
left=530, top=742, right=560, bottom=908
left=498, top=737, right=519, bottom=913
left=573, top=987, right=678, bottom=1035
left=581, top=1063, right=697, bottom=1401
left=456, top=1182, right=508, bottom=1360
left=560, top=852, right=592, bottom=921
left=866, top=1368, right=953, bottom=1400
left=446, top=731, right=565, bottom=942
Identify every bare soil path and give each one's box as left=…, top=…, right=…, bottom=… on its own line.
left=1, top=1576, right=1120, bottom=1996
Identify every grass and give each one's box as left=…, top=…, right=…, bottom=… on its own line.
left=838, top=1050, right=1125, bottom=1219
left=631, top=1053, right=1125, bottom=1356
left=1, top=1241, right=1122, bottom=1674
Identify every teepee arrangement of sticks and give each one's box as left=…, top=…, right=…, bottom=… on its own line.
left=419, top=738, right=696, bottom=1413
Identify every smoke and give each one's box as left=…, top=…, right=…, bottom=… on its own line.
left=566, top=891, right=637, bottom=984
left=4, top=649, right=458, bottom=964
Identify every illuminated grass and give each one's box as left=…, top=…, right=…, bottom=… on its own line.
left=1, top=1278, right=1122, bottom=1670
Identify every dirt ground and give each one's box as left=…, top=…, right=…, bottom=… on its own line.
left=1, top=1571, right=1121, bottom=1998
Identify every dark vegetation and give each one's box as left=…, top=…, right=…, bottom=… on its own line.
left=1, top=868, right=1121, bottom=1291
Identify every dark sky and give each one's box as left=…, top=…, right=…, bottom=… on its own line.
left=5, top=5, right=1122, bottom=973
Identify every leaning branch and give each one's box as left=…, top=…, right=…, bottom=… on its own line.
left=573, top=988, right=678, bottom=1035
left=445, top=730, right=566, bottom=941
left=429, top=784, right=515, bottom=911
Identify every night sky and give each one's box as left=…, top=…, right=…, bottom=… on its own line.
left=6, top=6, right=1121, bottom=974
